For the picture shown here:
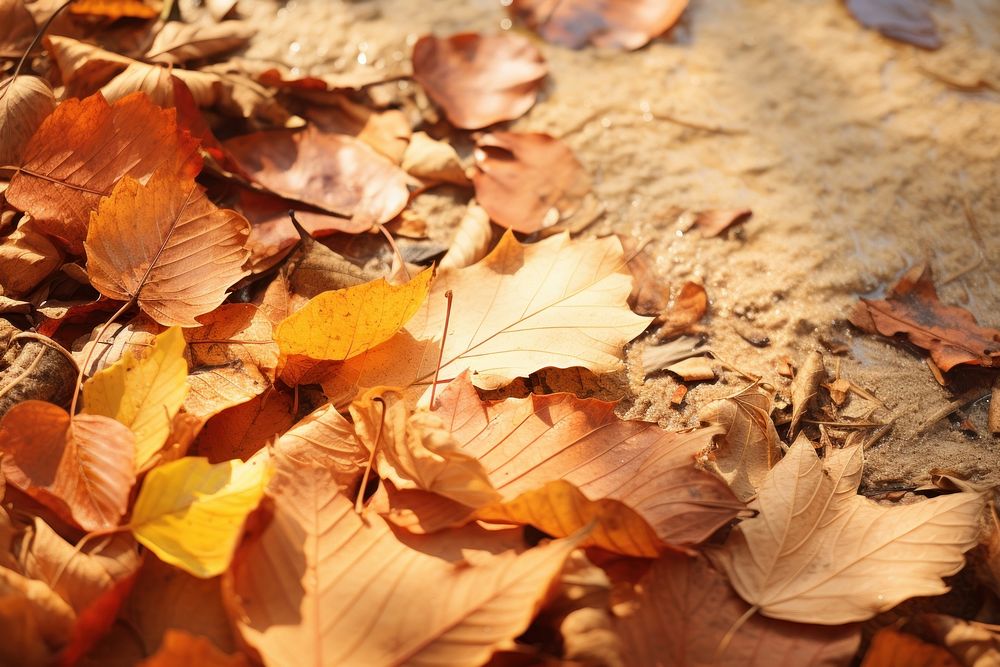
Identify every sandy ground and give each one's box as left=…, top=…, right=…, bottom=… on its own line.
left=216, top=0, right=1000, bottom=490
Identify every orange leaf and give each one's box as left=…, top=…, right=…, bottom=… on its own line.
left=411, top=33, right=547, bottom=130
left=6, top=92, right=201, bottom=251
left=0, top=401, right=136, bottom=531
left=68, top=0, right=159, bottom=19
left=614, top=553, right=861, bottom=666
left=850, top=264, right=1000, bottom=372
left=274, top=402, right=368, bottom=497
left=473, top=132, right=591, bottom=233
left=224, top=126, right=412, bottom=231
left=196, top=391, right=295, bottom=463
left=85, top=168, right=250, bottom=327
left=860, top=628, right=959, bottom=667
left=227, top=459, right=580, bottom=666
left=509, top=0, right=688, bottom=50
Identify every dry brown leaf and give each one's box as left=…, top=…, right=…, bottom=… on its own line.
left=99, top=62, right=179, bottom=108
left=0, top=0, right=36, bottom=55
left=417, top=374, right=744, bottom=547
left=860, top=628, right=959, bottom=667
left=697, top=384, right=782, bottom=502
left=711, top=436, right=986, bottom=624
left=85, top=168, right=250, bottom=327
left=351, top=387, right=501, bottom=508
left=138, top=630, right=251, bottom=667
left=0, top=401, right=135, bottom=531
left=849, top=265, right=1000, bottom=372
left=0, top=565, right=75, bottom=667
left=0, top=333, right=78, bottom=419
left=913, top=614, right=1000, bottom=667
left=196, top=390, right=295, bottom=463
left=845, top=0, right=941, bottom=50
left=614, top=552, right=861, bottom=666
left=146, top=21, right=255, bottom=64
left=473, top=132, right=591, bottom=234
left=6, top=92, right=201, bottom=251
left=825, top=377, right=851, bottom=406
left=0, top=76, right=56, bottom=166
left=182, top=305, right=278, bottom=421
left=789, top=350, right=825, bottom=438
left=658, top=281, right=708, bottom=338
left=274, top=401, right=368, bottom=498
left=509, top=0, right=688, bottom=50
left=225, top=127, right=411, bottom=231
left=692, top=208, right=753, bottom=237
left=666, top=356, right=716, bottom=382
left=439, top=201, right=492, bottom=271
left=401, top=131, right=470, bottom=186
left=325, top=231, right=651, bottom=400
left=306, top=98, right=411, bottom=163
left=227, top=461, right=580, bottom=666
left=0, top=217, right=62, bottom=298
left=619, top=235, right=669, bottom=318
left=412, top=32, right=547, bottom=130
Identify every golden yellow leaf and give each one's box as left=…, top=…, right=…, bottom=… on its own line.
left=711, top=436, right=986, bottom=624
left=275, top=267, right=433, bottom=362
left=129, top=449, right=270, bottom=578
left=325, top=231, right=652, bottom=401
left=83, top=326, right=189, bottom=469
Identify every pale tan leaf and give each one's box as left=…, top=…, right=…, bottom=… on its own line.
left=326, top=231, right=652, bottom=399
left=0, top=217, right=62, bottom=298
left=227, top=465, right=580, bottom=667
left=790, top=351, right=825, bottom=438
left=274, top=402, right=368, bottom=497
left=439, top=201, right=492, bottom=270
left=401, top=131, right=469, bottom=186
left=0, top=75, right=56, bottom=166
left=146, top=21, right=255, bottom=64
left=711, top=436, right=986, bottom=624
left=85, top=168, right=250, bottom=327
left=698, top=384, right=782, bottom=502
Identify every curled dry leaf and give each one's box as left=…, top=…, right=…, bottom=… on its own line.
left=351, top=388, right=501, bottom=508
left=849, top=265, right=1000, bottom=372
left=860, top=628, right=959, bottom=667
left=665, top=355, right=716, bottom=382
left=276, top=267, right=433, bottom=363
left=711, top=436, right=986, bottom=624
left=412, top=32, right=547, bottom=130
left=6, top=92, right=201, bottom=251
left=439, top=201, right=493, bottom=270
left=509, top=0, right=688, bottom=50
left=227, top=463, right=580, bottom=667
left=658, top=281, right=708, bottom=338
left=0, top=217, right=62, bottom=298
left=83, top=326, right=188, bottom=469
left=129, top=449, right=270, bottom=578
left=614, top=553, right=861, bottom=666
left=789, top=350, right=825, bottom=438
left=182, top=304, right=279, bottom=421
left=692, top=208, right=753, bottom=237
left=325, top=231, right=651, bottom=399
left=641, top=335, right=708, bottom=376
left=0, top=401, right=135, bottom=531
left=85, top=168, right=250, bottom=327
left=474, top=132, right=592, bottom=234
left=146, top=21, right=256, bottom=64
left=224, top=126, right=412, bottom=231
left=845, top=0, right=941, bottom=50
left=697, top=384, right=782, bottom=502
left=619, top=235, right=670, bottom=318
left=0, top=75, right=56, bottom=166
left=401, top=131, right=470, bottom=186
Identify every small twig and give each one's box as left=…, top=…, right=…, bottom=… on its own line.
left=862, top=419, right=895, bottom=450
left=428, top=290, right=453, bottom=408
left=69, top=299, right=135, bottom=416
left=355, top=397, right=386, bottom=514
left=708, top=352, right=761, bottom=382
left=915, top=388, right=991, bottom=435
left=803, top=419, right=886, bottom=429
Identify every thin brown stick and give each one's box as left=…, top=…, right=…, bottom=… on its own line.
left=355, top=397, right=386, bottom=514
left=376, top=222, right=409, bottom=282
left=0, top=0, right=77, bottom=104
left=915, top=388, right=991, bottom=435
left=428, top=290, right=454, bottom=408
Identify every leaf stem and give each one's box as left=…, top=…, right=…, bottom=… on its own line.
left=428, top=290, right=453, bottom=408
left=69, top=298, right=135, bottom=416
left=355, top=396, right=385, bottom=514
left=1, top=0, right=77, bottom=103
left=714, top=604, right=759, bottom=663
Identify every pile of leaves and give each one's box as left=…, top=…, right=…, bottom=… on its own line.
left=0, top=0, right=996, bottom=666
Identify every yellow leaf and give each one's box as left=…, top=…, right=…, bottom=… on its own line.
left=275, top=267, right=433, bottom=362
left=83, top=326, right=188, bottom=469
left=129, top=449, right=270, bottom=578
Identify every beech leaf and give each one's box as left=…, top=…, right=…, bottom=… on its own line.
left=412, top=32, right=547, bottom=130
left=83, top=326, right=189, bottom=469
left=0, top=401, right=136, bottom=531
left=5, top=91, right=201, bottom=251
left=276, top=267, right=433, bottom=363
left=129, top=449, right=270, bottom=578
left=509, top=0, right=688, bottom=50
left=849, top=264, right=1000, bottom=372
left=0, top=75, right=56, bottom=166
left=274, top=402, right=368, bottom=497
left=711, top=436, right=986, bottom=624
left=85, top=167, right=251, bottom=327
left=227, top=464, right=580, bottom=667
left=325, top=231, right=652, bottom=399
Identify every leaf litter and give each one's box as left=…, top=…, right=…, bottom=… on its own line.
left=0, top=0, right=997, bottom=665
